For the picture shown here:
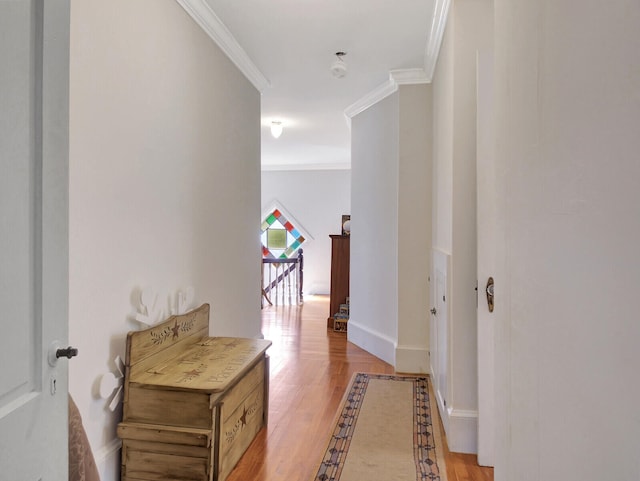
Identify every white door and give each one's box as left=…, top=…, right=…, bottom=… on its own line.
left=435, top=270, right=448, bottom=410
left=0, top=0, right=70, bottom=479
left=476, top=50, right=500, bottom=467
left=429, top=253, right=449, bottom=419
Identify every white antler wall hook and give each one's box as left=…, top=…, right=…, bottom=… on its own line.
left=174, top=286, right=195, bottom=315
left=99, top=355, right=125, bottom=412
left=131, top=286, right=166, bottom=328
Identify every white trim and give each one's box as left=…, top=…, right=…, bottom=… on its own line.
left=429, top=374, right=478, bottom=455
left=343, top=0, right=452, bottom=122
left=344, top=68, right=432, bottom=123
left=94, top=437, right=121, bottom=464
left=174, top=0, right=449, bottom=111
left=445, top=408, right=478, bottom=454
left=395, top=345, right=429, bottom=373
left=344, top=77, right=397, bottom=121
left=261, top=162, right=351, bottom=172
left=174, top=0, right=270, bottom=92
left=390, top=68, right=430, bottom=85
left=431, top=362, right=449, bottom=432
left=424, top=0, right=451, bottom=81
left=95, top=437, right=122, bottom=481
left=347, top=320, right=396, bottom=367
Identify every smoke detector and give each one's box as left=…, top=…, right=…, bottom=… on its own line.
left=330, top=52, right=347, bottom=79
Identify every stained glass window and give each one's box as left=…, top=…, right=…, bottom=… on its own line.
left=261, top=208, right=306, bottom=259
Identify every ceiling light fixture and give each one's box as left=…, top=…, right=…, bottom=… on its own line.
left=331, top=51, right=347, bottom=79
left=271, top=121, right=283, bottom=139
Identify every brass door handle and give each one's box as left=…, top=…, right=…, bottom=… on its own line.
left=486, top=277, right=494, bottom=312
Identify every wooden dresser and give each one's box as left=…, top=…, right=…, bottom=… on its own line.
left=328, top=235, right=350, bottom=328
left=117, top=304, right=271, bottom=481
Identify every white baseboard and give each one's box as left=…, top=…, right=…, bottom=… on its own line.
left=347, top=319, right=396, bottom=366
left=95, top=437, right=121, bottom=481
left=430, top=363, right=448, bottom=433
left=429, top=363, right=478, bottom=455
left=303, top=282, right=329, bottom=295
left=445, top=408, right=478, bottom=454
left=395, top=345, right=429, bottom=373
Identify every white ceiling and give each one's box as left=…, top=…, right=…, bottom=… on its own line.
left=191, top=0, right=444, bottom=170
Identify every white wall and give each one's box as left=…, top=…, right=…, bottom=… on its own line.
left=494, top=0, right=640, bottom=479
left=69, top=1, right=261, bottom=479
left=430, top=0, right=493, bottom=454
left=350, top=93, right=400, bottom=365
left=432, top=10, right=454, bottom=253
left=349, top=85, right=432, bottom=371
left=397, top=85, right=433, bottom=372
left=261, top=169, right=351, bottom=295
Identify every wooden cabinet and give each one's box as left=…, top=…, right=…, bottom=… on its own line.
left=117, top=304, right=271, bottom=481
left=328, top=235, right=350, bottom=328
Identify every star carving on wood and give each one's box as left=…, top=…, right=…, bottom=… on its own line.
left=240, top=405, right=248, bottom=428
left=176, top=363, right=208, bottom=383
left=171, top=320, right=180, bottom=340
left=223, top=339, right=241, bottom=350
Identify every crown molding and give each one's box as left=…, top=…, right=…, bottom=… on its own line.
left=261, top=162, right=351, bottom=172
left=343, top=0, right=450, bottom=120
left=344, top=77, right=397, bottom=121
left=175, top=0, right=270, bottom=92
left=390, top=68, right=430, bottom=85
left=424, top=0, right=451, bottom=81
left=344, top=67, right=430, bottom=121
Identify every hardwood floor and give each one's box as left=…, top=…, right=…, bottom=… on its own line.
left=226, top=295, right=493, bottom=481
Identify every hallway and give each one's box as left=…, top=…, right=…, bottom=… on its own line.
left=226, top=295, right=493, bottom=481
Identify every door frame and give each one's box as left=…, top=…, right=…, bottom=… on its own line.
left=476, top=49, right=500, bottom=467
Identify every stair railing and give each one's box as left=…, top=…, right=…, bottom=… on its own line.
left=261, top=249, right=304, bottom=307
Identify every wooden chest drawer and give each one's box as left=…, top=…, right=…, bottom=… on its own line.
left=125, top=387, right=214, bottom=429
left=118, top=422, right=212, bottom=447
left=121, top=438, right=212, bottom=481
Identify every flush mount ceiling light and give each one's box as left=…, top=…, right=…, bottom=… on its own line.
left=330, top=51, right=347, bottom=79
left=270, top=121, right=283, bottom=139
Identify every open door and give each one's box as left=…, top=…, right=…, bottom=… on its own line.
left=0, top=0, right=71, bottom=478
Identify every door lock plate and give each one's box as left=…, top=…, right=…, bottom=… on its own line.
left=486, top=277, right=494, bottom=312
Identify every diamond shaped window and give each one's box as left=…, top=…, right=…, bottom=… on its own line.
left=261, top=207, right=307, bottom=259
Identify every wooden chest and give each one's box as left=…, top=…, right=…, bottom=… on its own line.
left=117, top=304, right=271, bottom=481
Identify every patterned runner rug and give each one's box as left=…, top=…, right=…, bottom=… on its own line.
left=312, top=373, right=447, bottom=481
